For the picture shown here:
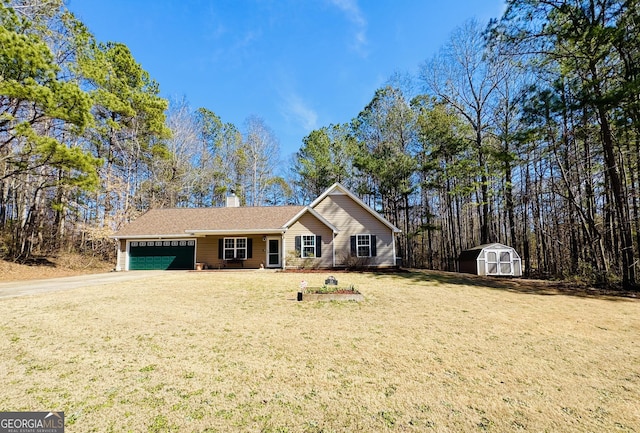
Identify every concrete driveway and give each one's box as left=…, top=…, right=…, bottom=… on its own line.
left=0, top=271, right=170, bottom=299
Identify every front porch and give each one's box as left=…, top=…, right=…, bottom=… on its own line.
left=194, top=234, right=283, bottom=270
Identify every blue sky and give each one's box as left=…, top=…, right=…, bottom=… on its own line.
left=66, top=0, right=507, bottom=160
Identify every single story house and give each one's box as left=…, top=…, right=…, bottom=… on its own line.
left=112, top=183, right=401, bottom=271
left=458, top=243, right=523, bottom=277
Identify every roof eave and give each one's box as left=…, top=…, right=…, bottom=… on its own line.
left=109, top=233, right=193, bottom=240
left=185, top=228, right=287, bottom=235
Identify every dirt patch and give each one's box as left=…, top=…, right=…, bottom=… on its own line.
left=0, top=253, right=113, bottom=282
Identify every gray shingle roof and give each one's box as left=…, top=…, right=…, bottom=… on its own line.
left=113, top=206, right=306, bottom=237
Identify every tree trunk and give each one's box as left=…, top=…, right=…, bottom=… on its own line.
left=597, top=103, right=636, bottom=288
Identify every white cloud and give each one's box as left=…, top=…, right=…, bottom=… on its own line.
left=327, top=0, right=368, bottom=54
left=281, top=92, right=318, bottom=131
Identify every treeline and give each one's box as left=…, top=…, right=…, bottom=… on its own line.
left=292, top=1, right=640, bottom=289
left=1, top=1, right=638, bottom=289
left=0, top=1, right=288, bottom=261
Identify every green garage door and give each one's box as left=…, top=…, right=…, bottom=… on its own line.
left=129, top=240, right=195, bottom=270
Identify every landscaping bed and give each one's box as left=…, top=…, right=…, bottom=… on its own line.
left=297, top=279, right=364, bottom=301
left=298, top=289, right=364, bottom=302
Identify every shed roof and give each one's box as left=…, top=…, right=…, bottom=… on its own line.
left=459, top=243, right=519, bottom=260
left=463, top=243, right=512, bottom=251
left=113, top=206, right=306, bottom=238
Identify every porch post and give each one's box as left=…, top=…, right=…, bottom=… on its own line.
left=281, top=235, right=286, bottom=269
left=392, top=229, right=397, bottom=267
left=115, top=239, right=122, bottom=272
left=332, top=232, right=336, bottom=268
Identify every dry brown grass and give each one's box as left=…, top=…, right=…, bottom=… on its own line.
left=0, top=270, right=638, bottom=432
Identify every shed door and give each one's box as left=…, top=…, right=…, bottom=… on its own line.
left=486, top=250, right=513, bottom=276
left=129, top=240, right=195, bottom=270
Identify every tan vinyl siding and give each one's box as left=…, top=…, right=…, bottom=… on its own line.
left=284, top=212, right=333, bottom=269
left=196, top=235, right=269, bottom=269
left=313, top=193, right=395, bottom=267
left=195, top=237, right=218, bottom=268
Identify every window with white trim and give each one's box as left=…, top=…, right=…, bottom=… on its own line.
left=224, top=237, right=247, bottom=259
left=357, top=234, right=371, bottom=257
left=302, top=235, right=316, bottom=258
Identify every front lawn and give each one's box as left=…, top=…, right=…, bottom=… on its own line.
left=0, top=271, right=638, bottom=432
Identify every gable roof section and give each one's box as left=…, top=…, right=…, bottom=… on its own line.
left=309, top=182, right=402, bottom=233
left=112, top=206, right=305, bottom=238
left=463, top=243, right=511, bottom=251
left=459, top=243, right=520, bottom=260
left=283, top=206, right=339, bottom=233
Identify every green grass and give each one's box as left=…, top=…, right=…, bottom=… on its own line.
left=0, top=270, right=638, bottom=432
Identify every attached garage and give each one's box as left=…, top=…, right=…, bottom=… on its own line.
left=128, top=240, right=195, bottom=270
left=459, top=243, right=522, bottom=277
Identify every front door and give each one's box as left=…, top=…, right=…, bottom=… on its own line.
left=267, top=238, right=281, bottom=268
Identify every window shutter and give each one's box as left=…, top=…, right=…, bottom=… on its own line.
left=218, top=239, right=223, bottom=259
left=315, top=235, right=322, bottom=258
left=371, top=235, right=377, bottom=256
left=350, top=236, right=356, bottom=256
left=247, top=238, right=253, bottom=258
left=295, top=236, right=301, bottom=254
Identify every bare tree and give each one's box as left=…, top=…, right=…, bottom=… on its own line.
left=243, top=116, right=280, bottom=206
left=420, top=19, right=506, bottom=245
left=136, top=97, right=199, bottom=208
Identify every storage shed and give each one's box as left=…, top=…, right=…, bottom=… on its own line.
left=458, top=243, right=522, bottom=277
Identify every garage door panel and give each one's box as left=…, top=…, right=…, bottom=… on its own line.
left=129, top=243, right=194, bottom=270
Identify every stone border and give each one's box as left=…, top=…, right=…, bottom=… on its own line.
left=297, top=291, right=364, bottom=302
